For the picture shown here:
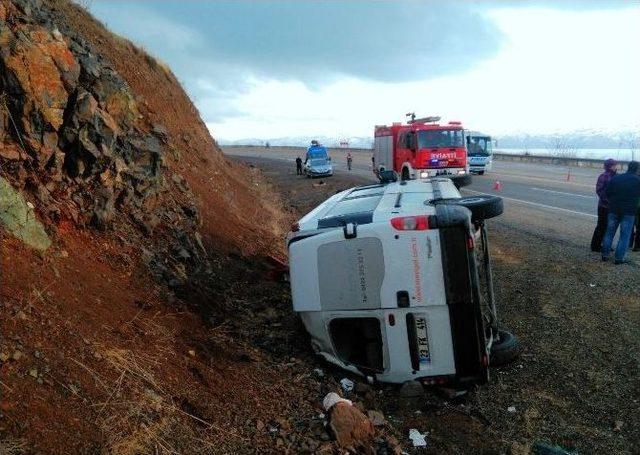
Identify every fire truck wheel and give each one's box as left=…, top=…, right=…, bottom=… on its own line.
left=490, top=329, right=520, bottom=366
left=430, top=195, right=503, bottom=221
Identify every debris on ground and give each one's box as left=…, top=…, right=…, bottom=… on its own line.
left=408, top=428, right=428, bottom=447
left=323, top=392, right=352, bottom=411
left=531, top=441, right=576, bottom=454
left=340, top=377, right=355, bottom=395
left=325, top=394, right=375, bottom=450
left=399, top=380, right=424, bottom=398
left=367, top=410, right=386, bottom=427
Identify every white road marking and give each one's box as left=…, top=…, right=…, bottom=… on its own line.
left=463, top=189, right=597, bottom=218
left=530, top=187, right=596, bottom=199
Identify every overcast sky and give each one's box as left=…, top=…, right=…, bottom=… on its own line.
left=89, top=1, right=640, bottom=140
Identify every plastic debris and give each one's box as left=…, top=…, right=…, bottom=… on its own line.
left=340, top=378, right=355, bottom=394
left=532, top=441, right=574, bottom=454
left=323, top=392, right=352, bottom=411
left=367, top=410, right=386, bottom=426
left=313, top=368, right=325, bottom=378
left=507, top=406, right=517, bottom=413
left=408, top=428, right=427, bottom=447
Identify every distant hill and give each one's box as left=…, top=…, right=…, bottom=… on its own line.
left=218, top=135, right=374, bottom=149
left=219, top=129, right=638, bottom=150
left=495, top=129, right=639, bottom=150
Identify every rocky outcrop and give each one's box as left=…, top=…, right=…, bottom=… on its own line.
left=0, top=0, right=168, bottom=231
left=0, top=0, right=205, bottom=291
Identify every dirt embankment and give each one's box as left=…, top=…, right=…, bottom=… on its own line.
left=0, top=0, right=295, bottom=453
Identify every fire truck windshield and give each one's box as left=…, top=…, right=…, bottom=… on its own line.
left=417, top=129, right=465, bottom=149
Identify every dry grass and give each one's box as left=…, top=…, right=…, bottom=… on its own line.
left=0, top=439, right=29, bottom=454
left=90, top=347, right=227, bottom=455
left=108, top=33, right=175, bottom=81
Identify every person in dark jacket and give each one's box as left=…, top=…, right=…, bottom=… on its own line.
left=590, top=158, right=617, bottom=252
left=295, top=156, right=303, bottom=175
left=633, top=203, right=640, bottom=251
left=601, top=161, right=640, bottom=263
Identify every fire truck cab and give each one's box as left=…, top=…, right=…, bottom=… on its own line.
left=374, top=116, right=468, bottom=180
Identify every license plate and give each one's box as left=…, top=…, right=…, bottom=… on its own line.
left=414, top=316, right=430, bottom=364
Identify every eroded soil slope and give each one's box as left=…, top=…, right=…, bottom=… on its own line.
left=0, top=0, right=294, bottom=452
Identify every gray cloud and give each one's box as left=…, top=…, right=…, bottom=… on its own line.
left=89, top=0, right=631, bottom=121
left=91, top=1, right=501, bottom=86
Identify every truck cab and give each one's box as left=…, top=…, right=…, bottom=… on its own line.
left=374, top=116, right=469, bottom=181
left=466, top=133, right=494, bottom=175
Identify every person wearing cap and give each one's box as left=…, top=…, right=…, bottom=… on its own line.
left=601, top=161, right=640, bottom=264
left=590, top=158, right=617, bottom=252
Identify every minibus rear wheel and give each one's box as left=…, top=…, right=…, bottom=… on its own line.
left=430, top=195, right=503, bottom=221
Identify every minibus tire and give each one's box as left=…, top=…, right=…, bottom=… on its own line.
left=451, top=174, right=472, bottom=188
left=490, top=329, right=520, bottom=366
left=430, top=195, right=503, bottom=221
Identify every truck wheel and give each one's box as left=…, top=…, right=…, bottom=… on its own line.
left=401, top=168, right=410, bottom=181
left=490, top=329, right=520, bottom=366
left=450, top=174, right=472, bottom=188
left=430, top=195, right=503, bottom=221
left=478, top=171, right=485, bottom=176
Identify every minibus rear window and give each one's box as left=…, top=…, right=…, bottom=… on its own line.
left=329, top=317, right=384, bottom=373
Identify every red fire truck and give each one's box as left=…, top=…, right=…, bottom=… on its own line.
left=373, top=115, right=468, bottom=180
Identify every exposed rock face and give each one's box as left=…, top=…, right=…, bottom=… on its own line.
left=0, top=0, right=166, bottom=231
left=0, top=0, right=203, bottom=290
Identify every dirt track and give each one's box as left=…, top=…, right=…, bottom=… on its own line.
left=235, top=156, right=640, bottom=454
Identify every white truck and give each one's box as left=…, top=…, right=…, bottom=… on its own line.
left=287, top=174, right=518, bottom=385
left=466, top=132, right=494, bottom=175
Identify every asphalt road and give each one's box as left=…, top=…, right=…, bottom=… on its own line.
left=223, top=146, right=616, bottom=248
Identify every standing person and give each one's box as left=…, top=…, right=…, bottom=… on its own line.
left=295, top=156, right=303, bottom=175
left=590, top=158, right=617, bottom=252
left=346, top=152, right=353, bottom=171
left=632, top=201, right=640, bottom=251
left=601, top=161, right=640, bottom=264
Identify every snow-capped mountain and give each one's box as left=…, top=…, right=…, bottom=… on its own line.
left=218, top=129, right=638, bottom=151
left=218, top=135, right=374, bottom=149
left=495, top=129, right=638, bottom=150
